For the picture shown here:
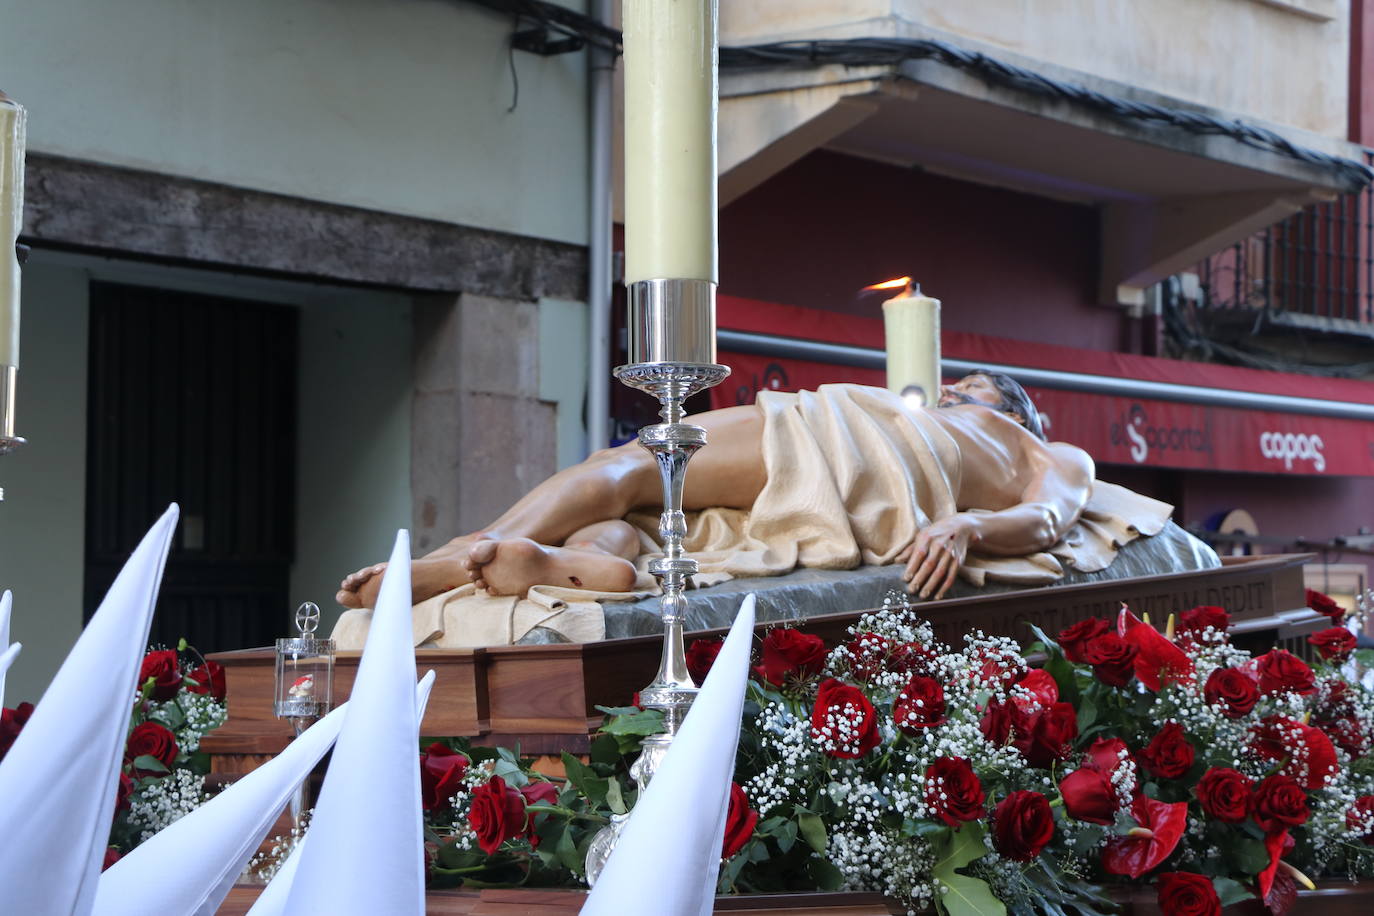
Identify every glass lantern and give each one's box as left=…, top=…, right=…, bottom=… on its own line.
left=274, top=602, right=334, bottom=727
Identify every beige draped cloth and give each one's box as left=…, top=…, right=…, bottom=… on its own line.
left=332, top=385, right=1172, bottom=649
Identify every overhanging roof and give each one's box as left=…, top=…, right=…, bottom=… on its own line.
left=718, top=38, right=1373, bottom=305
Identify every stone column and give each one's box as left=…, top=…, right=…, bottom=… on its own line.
left=411, top=293, right=557, bottom=554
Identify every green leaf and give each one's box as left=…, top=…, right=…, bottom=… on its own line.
left=797, top=811, right=827, bottom=855
left=588, top=733, right=622, bottom=766
left=1213, top=877, right=1251, bottom=907
left=931, top=822, right=1006, bottom=916
left=1224, top=836, right=1270, bottom=875
left=1043, top=653, right=1080, bottom=706
left=554, top=818, right=583, bottom=876
left=594, top=704, right=642, bottom=717
left=492, top=758, right=525, bottom=783
left=1075, top=693, right=1097, bottom=734
left=600, top=708, right=666, bottom=737
left=807, top=856, right=844, bottom=891
left=605, top=777, right=627, bottom=816
left=560, top=752, right=610, bottom=807
left=937, top=872, right=1008, bottom=916
left=1354, top=648, right=1374, bottom=668
left=131, top=755, right=169, bottom=775
left=1026, top=623, right=1061, bottom=655
left=776, top=819, right=798, bottom=853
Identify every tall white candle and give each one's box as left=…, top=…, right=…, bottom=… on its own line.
left=622, top=0, right=717, bottom=284
left=881, top=281, right=941, bottom=407
left=0, top=93, right=23, bottom=369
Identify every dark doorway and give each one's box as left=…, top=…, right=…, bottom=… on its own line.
left=84, top=282, right=298, bottom=653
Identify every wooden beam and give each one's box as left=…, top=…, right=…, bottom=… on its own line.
left=20, top=154, right=586, bottom=301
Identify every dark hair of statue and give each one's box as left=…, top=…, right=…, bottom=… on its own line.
left=968, top=370, right=1046, bottom=441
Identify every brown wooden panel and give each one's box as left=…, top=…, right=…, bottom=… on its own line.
left=484, top=645, right=592, bottom=735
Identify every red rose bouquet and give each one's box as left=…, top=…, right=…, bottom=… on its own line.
left=105, top=641, right=228, bottom=864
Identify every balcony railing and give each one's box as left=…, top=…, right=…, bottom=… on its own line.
left=1196, top=149, right=1374, bottom=329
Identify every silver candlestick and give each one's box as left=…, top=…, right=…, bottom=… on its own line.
left=585, top=278, right=728, bottom=883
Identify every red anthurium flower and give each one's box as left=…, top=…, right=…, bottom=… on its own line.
left=1257, top=829, right=1293, bottom=899
left=1117, top=607, right=1193, bottom=691
left=1251, top=716, right=1339, bottom=789
left=1101, top=795, right=1188, bottom=879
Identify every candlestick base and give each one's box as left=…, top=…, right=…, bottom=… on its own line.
left=0, top=435, right=24, bottom=457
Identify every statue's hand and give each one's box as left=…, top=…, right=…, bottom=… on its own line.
left=902, top=515, right=973, bottom=600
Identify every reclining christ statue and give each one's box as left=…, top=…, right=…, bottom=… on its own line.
left=336, top=372, right=1175, bottom=624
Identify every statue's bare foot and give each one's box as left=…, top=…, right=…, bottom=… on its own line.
left=337, top=563, right=387, bottom=609
left=337, top=535, right=489, bottom=609
left=465, top=537, right=638, bottom=598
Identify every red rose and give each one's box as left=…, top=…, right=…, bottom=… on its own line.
left=809, top=679, right=880, bottom=759
left=1058, top=617, right=1109, bottom=663
left=466, top=776, right=527, bottom=855
left=0, top=701, right=34, bottom=761
left=1010, top=669, right=1059, bottom=712
left=1178, top=606, right=1229, bottom=636
left=126, top=722, right=178, bottom=776
left=887, top=641, right=935, bottom=677
left=894, top=675, right=947, bottom=733
left=1251, top=716, right=1339, bottom=788
left=139, top=650, right=183, bottom=701
left=1156, top=871, right=1220, bottom=916
left=1139, top=722, right=1195, bottom=780
left=1345, top=795, right=1374, bottom=845
left=1256, top=649, right=1316, bottom=696
left=102, top=847, right=122, bottom=872
left=1252, top=774, right=1309, bottom=834
left=842, top=632, right=891, bottom=681
left=721, top=782, right=759, bottom=859
left=1202, top=668, right=1259, bottom=718
left=114, top=771, right=134, bottom=812
left=185, top=661, right=226, bottom=701
left=753, top=629, right=827, bottom=687
left=1060, top=767, right=1118, bottom=825
left=1306, top=588, right=1345, bottom=621
left=685, top=637, right=724, bottom=685
left=979, top=700, right=1013, bottom=746
left=1083, top=737, right=1132, bottom=778
left=420, top=742, right=469, bottom=811
left=924, top=757, right=985, bottom=827
left=1082, top=632, right=1138, bottom=688
left=1102, top=796, right=1188, bottom=878
left=1194, top=767, right=1251, bottom=823
left=1308, top=627, right=1357, bottom=662
left=992, top=791, right=1055, bottom=861
left=519, top=781, right=560, bottom=848
left=1318, top=679, right=1356, bottom=719
left=973, top=646, right=1024, bottom=689
left=1010, top=701, right=1078, bottom=768
left=1320, top=716, right=1367, bottom=759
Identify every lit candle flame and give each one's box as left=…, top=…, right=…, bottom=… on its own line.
left=863, top=276, right=913, bottom=297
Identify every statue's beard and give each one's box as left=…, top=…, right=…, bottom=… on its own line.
left=937, top=390, right=986, bottom=409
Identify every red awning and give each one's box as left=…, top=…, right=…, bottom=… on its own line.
left=712, top=294, right=1374, bottom=477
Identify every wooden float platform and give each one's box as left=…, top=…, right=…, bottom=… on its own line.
left=203, top=554, right=1313, bottom=773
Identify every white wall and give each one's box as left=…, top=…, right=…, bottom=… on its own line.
left=0, top=259, right=89, bottom=707
left=723, top=0, right=1351, bottom=139
left=0, top=0, right=589, bottom=245
left=292, top=294, right=413, bottom=637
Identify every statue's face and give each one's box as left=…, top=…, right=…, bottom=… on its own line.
left=937, top=374, right=1004, bottom=411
